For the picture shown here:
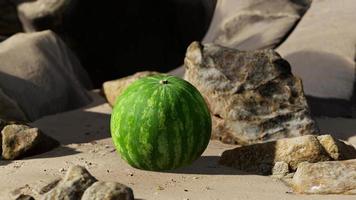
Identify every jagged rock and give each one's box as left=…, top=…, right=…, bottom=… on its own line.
left=1, top=124, right=59, bottom=160
left=317, top=135, right=356, bottom=160
left=103, top=71, right=159, bottom=106
left=184, top=42, right=318, bottom=145
left=292, top=160, right=356, bottom=194
left=0, top=30, right=92, bottom=121
left=203, top=0, right=311, bottom=50
left=218, top=135, right=355, bottom=173
left=272, top=161, right=289, bottom=178
left=277, top=0, right=356, bottom=117
left=0, top=0, right=22, bottom=36
left=43, top=165, right=97, bottom=200
left=81, top=182, right=134, bottom=200
left=15, top=194, right=35, bottom=200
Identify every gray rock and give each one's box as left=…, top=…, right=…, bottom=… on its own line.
left=15, top=194, right=35, bottom=200
left=17, top=0, right=78, bottom=32
left=0, top=30, right=92, bottom=121
left=272, top=161, right=289, bottom=178
left=277, top=0, right=356, bottom=117
left=184, top=42, right=317, bottom=145
left=1, top=124, right=59, bottom=160
left=203, top=0, right=311, bottom=50
left=103, top=71, right=159, bottom=107
left=292, top=160, right=356, bottom=194
left=0, top=0, right=22, bottom=36
left=43, top=165, right=97, bottom=200
left=81, top=181, right=134, bottom=200
left=219, top=135, right=336, bottom=173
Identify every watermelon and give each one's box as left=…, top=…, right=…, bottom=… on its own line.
left=110, top=74, right=211, bottom=171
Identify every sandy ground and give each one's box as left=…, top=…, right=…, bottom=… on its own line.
left=0, top=92, right=355, bottom=200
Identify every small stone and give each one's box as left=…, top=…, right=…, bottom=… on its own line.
left=59, top=168, right=66, bottom=173
left=157, top=186, right=164, bottom=191
left=43, top=165, right=97, bottom=200
left=81, top=181, right=134, bottom=200
left=292, top=160, right=356, bottom=194
left=39, top=178, right=62, bottom=194
left=184, top=42, right=318, bottom=145
left=219, top=135, right=332, bottom=173
left=184, top=189, right=188, bottom=192
left=317, top=135, right=356, bottom=160
left=1, top=124, right=59, bottom=160
left=272, top=161, right=289, bottom=178
left=103, top=71, right=160, bottom=106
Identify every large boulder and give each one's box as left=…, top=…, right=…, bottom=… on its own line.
left=0, top=30, right=92, bottom=121
left=16, top=0, right=217, bottom=87
left=184, top=42, right=317, bottom=145
left=277, top=0, right=356, bottom=117
left=203, top=0, right=311, bottom=50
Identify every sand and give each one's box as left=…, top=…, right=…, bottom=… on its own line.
left=0, top=91, right=355, bottom=200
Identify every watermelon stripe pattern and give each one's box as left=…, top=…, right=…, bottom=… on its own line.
left=111, top=74, right=211, bottom=171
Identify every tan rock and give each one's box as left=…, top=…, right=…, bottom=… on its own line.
left=81, top=181, right=134, bottom=200
left=292, top=160, right=356, bottom=194
left=43, top=165, right=97, bottom=200
left=184, top=42, right=317, bottom=145
left=103, top=71, right=159, bottom=106
left=219, top=135, right=332, bottom=173
left=317, top=135, right=356, bottom=160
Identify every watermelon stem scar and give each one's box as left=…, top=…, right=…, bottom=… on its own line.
left=159, top=80, right=169, bottom=84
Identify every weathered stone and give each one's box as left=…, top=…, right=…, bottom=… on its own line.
left=1, top=124, right=59, bottom=160
left=317, top=135, right=356, bottom=160
left=43, top=165, right=97, bottom=200
left=0, top=30, right=92, bottom=121
left=203, top=0, right=311, bottom=50
left=292, top=160, right=356, bottom=194
left=15, top=194, right=35, bottom=200
left=81, top=181, right=134, bottom=200
left=277, top=0, right=356, bottom=117
left=184, top=42, right=318, bottom=145
left=272, top=161, right=289, bottom=178
left=103, top=71, right=159, bottom=106
left=39, top=178, right=62, bottom=195
left=219, top=135, right=333, bottom=173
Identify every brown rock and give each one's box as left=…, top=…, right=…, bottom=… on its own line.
left=1, top=124, right=59, bottom=160
left=292, top=160, right=356, bottom=194
left=219, top=135, right=332, bottom=173
left=81, top=181, right=134, bottom=200
left=43, top=165, right=97, bottom=200
left=317, top=135, right=356, bottom=160
left=103, top=71, right=159, bottom=106
left=184, top=42, right=318, bottom=145
left=272, top=161, right=289, bottom=178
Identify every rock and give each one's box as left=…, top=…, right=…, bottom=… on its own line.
left=317, top=135, right=356, bottom=160
left=81, top=181, right=134, bottom=200
left=219, top=135, right=335, bottom=173
left=1, top=124, right=59, bottom=160
left=16, top=0, right=216, bottom=87
left=272, top=161, right=289, bottom=178
left=292, top=160, right=356, bottom=194
left=103, top=71, right=159, bottom=106
left=184, top=42, right=318, bottom=145
left=203, top=0, right=311, bottom=50
left=15, top=194, right=35, bottom=200
left=39, top=178, right=62, bottom=195
left=43, top=165, right=97, bottom=200
left=277, top=0, right=356, bottom=117
left=0, top=30, right=92, bottom=121
left=0, top=0, right=22, bottom=36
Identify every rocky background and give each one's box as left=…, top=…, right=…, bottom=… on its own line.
left=0, top=0, right=356, bottom=199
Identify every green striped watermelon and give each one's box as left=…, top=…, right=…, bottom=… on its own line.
left=110, top=74, right=211, bottom=171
